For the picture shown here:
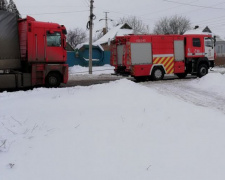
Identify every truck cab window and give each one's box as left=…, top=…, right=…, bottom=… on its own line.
left=47, top=32, right=61, bottom=47
left=205, top=37, right=213, bottom=48
left=193, top=38, right=201, bottom=47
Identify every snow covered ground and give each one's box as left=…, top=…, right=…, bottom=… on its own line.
left=1, top=66, right=225, bottom=180
left=68, top=65, right=116, bottom=82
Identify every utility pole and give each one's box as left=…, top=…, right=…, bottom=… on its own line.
left=89, top=0, right=94, bottom=74
left=99, top=12, right=113, bottom=35
left=105, top=12, right=109, bottom=33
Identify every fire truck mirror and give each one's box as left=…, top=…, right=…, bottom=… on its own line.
left=214, top=36, right=216, bottom=47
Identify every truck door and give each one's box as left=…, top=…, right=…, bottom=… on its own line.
left=204, top=37, right=214, bottom=60
left=46, top=31, right=65, bottom=62
left=117, top=45, right=124, bottom=65
left=33, top=27, right=45, bottom=62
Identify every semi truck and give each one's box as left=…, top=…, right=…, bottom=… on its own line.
left=111, top=34, right=215, bottom=80
left=0, top=10, right=68, bottom=89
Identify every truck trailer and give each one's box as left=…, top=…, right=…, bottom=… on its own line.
left=0, top=10, right=68, bottom=89
left=111, top=34, right=215, bottom=80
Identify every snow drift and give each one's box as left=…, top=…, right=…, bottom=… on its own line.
left=189, top=72, right=225, bottom=97
left=1, top=77, right=225, bottom=180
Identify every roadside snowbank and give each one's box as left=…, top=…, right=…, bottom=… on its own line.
left=188, top=73, right=225, bottom=96
left=1, top=79, right=225, bottom=180
left=211, top=66, right=225, bottom=74
left=69, top=65, right=114, bottom=75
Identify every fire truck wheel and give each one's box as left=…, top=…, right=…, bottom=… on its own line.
left=45, top=72, right=61, bottom=88
left=175, top=73, right=187, bottom=79
left=152, top=68, right=164, bottom=81
left=197, top=64, right=208, bottom=78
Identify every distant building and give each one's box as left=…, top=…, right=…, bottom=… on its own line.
left=215, top=37, right=225, bottom=67
left=215, top=36, right=225, bottom=57
left=94, top=23, right=133, bottom=51
left=184, top=26, right=212, bottom=35
left=66, top=24, right=134, bottom=67
left=66, top=43, right=74, bottom=52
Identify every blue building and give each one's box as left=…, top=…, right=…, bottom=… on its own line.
left=66, top=23, right=133, bottom=67
left=67, top=45, right=110, bottom=67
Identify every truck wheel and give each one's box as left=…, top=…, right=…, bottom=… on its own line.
left=152, top=68, right=164, bottom=81
left=175, top=73, right=187, bottom=79
left=45, top=72, right=61, bottom=88
left=197, top=64, right=208, bottom=78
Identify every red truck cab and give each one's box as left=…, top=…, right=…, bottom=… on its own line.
left=0, top=10, right=68, bottom=89
left=18, top=16, right=68, bottom=87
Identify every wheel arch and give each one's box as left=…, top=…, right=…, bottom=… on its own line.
left=45, top=71, right=63, bottom=88
left=46, top=70, right=63, bottom=83
left=150, top=64, right=166, bottom=75
left=197, top=57, right=210, bottom=68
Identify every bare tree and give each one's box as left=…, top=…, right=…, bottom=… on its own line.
left=0, top=0, right=20, bottom=18
left=0, top=0, right=8, bottom=10
left=153, top=15, right=191, bottom=35
left=116, top=16, right=150, bottom=34
left=93, top=31, right=104, bottom=42
left=7, top=0, right=20, bottom=18
left=67, top=28, right=87, bottom=49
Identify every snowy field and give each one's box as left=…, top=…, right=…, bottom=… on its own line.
left=1, top=66, right=225, bottom=180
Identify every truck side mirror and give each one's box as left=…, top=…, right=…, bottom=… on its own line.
left=214, top=36, right=216, bottom=47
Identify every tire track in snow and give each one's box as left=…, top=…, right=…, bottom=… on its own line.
left=142, top=79, right=225, bottom=114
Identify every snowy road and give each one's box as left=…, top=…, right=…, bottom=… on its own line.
left=141, top=74, right=225, bottom=114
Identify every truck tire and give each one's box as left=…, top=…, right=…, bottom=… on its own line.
left=45, top=72, right=61, bottom=88
left=197, top=64, right=208, bottom=78
left=175, top=73, right=187, bottom=79
left=152, top=68, right=164, bottom=81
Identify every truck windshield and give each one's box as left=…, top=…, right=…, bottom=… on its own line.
left=205, top=37, right=213, bottom=47
left=47, top=32, right=61, bottom=47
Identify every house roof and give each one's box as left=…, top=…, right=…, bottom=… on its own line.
left=75, top=23, right=133, bottom=50
left=94, top=23, right=133, bottom=45
left=184, top=26, right=213, bottom=35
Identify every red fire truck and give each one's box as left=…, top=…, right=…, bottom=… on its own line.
left=0, top=10, right=68, bottom=89
left=111, top=34, right=215, bottom=80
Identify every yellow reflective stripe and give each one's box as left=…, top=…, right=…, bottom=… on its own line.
left=165, top=58, right=174, bottom=69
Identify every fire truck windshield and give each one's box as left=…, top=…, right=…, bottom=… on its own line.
left=205, top=37, right=213, bottom=48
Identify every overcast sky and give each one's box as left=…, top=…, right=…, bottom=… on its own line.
left=13, top=0, right=225, bottom=38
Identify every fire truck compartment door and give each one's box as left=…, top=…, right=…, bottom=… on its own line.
left=131, top=43, right=152, bottom=65
left=117, top=45, right=124, bottom=65
left=174, top=40, right=185, bottom=61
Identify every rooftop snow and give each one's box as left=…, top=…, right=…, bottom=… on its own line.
left=94, top=24, right=134, bottom=45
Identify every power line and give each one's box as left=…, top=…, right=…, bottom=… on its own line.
left=99, top=12, right=113, bottom=34
left=22, top=10, right=89, bottom=15
left=140, top=0, right=199, bottom=16
left=82, top=0, right=89, bottom=7
left=163, top=0, right=225, bottom=10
